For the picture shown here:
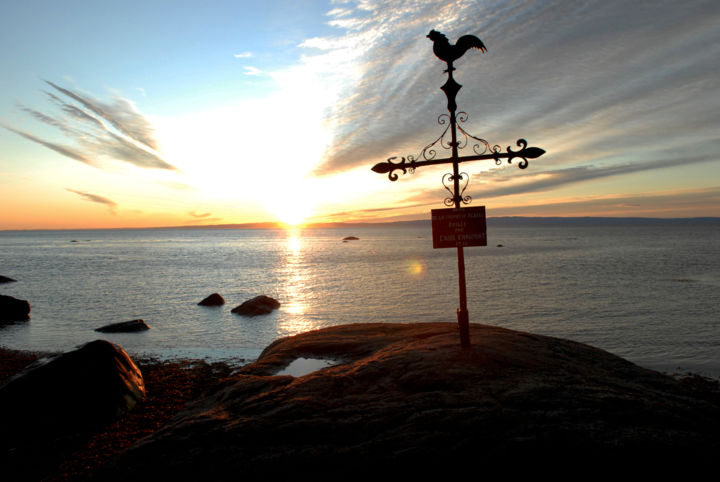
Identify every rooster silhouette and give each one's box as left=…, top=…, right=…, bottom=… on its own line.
left=427, top=30, right=487, bottom=70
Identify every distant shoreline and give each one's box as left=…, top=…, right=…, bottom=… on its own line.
left=2, top=216, right=719, bottom=232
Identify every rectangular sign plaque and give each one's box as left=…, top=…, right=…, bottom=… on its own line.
left=431, top=206, right=487, bottom=249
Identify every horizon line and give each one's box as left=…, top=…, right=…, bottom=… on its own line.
left=2, top=216, right=719, bottom=232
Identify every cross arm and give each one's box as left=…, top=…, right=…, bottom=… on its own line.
left=371, top=139, right=545, bottom=181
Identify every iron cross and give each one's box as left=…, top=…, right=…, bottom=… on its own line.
left=372, top=30, right=545, bottom=348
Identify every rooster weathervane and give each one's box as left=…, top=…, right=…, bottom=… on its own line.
left=371, top=30, right=546, bottom=349
left=427, top=29, right=487, bottom=72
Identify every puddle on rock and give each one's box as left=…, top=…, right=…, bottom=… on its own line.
left=275, top=357, right=338, bottom=377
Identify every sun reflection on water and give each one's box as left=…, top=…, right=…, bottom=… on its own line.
left=278, top=230, right=315, bottom=335
left=404, top=257, right=427, bottom=279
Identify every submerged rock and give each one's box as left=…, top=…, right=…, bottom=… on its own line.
left=95, top=319, right=150, bottom=333
left=0, top=340, right=145, bottom=440
left=96, top=323, right=720, bottom=479
left=0, top=294, right=30, bottom=322
left=0, top=275, right=16, bottom=283
left=198, top=293, right=225, bottom=306
left=231, top=295, right=280, bottom=316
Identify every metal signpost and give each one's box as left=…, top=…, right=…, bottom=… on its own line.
left=372, top=30, right=545, bottom=348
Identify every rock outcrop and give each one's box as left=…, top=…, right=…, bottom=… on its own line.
left=0, top=275, right=16, bottom=283
left=231, top=295, right=280, bottom=316
left=0, top=340, right=145, bottom=441
left=0, top=294, right=30, bottom=322
left=198, top=293, right=225, bottom=306
left=342, top=236, right=359, bottom=241
left=96, top=323, right=720, bottom=479
left=95, top=319, right=150, bottom=333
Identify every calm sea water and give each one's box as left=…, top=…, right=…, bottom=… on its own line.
left=1, top=222, right=718, bottom=377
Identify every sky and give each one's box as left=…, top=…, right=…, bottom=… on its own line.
left=1, top=0, right=718, bottom=230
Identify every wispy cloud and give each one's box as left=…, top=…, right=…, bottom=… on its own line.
left=188, top=211, right=212, bottom=218
left=400, top=152, right=718, bottom=207
left=488, top=187, right=720, bottom=218
left=243, top=66, right=262, bottom=76
left=2, top=81, right=175, bottom=171
left=1, top=123, right=95, bottom=165
left=185, top=216, right=223, bottom=224
left=65, top=188, right=117, bottom=213
left=44, top=81, right=159, bottom=151
left=472, top=154, right=719, bottom=199
left=234, top=51, right=252, bottom=58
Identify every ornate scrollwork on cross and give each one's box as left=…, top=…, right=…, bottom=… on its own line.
left=442, top=172, right=471, bottom=206
left=493, top=139, right=546, bottom=169
left=371, top=111, right=544, bottom=182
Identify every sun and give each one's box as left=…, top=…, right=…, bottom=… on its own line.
left=271, top=195, right=313, bottom=226
left=277, top=208, right=308, bottom=226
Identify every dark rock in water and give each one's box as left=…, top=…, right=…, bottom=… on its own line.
left=0, top=275, right=16, bottom=283
left=0, top=340, right=145, bottom=441
left=198, top=293, right=225, bottom=306
left=342, top=236, right=359, bottom=240
left=95, top=319, right=150, bottom=333
left=97, top=323, right=720, bottom=479
left=0, top=294, right=30, bottom=322
left=231, top=295, right=280, bottom=316
left=496, top=244, right=504, bottom=247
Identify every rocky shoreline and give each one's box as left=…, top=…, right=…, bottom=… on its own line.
left=0, top=346, right=235, bottom=481
left=2, top=322, right=720, bottom=480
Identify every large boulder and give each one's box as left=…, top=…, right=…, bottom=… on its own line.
left=0, top=275, right=17, bottom=283
left=231, top=295, right=280, bottom=316
left=0, top=294, right=30, bottom=322
left=0, top=340, right=145, bottom=441
left=95, top=323, right=720, bottom=479
left=198, top=293, right=225, bottom=306
left=95, top=319, right=150, bottom=333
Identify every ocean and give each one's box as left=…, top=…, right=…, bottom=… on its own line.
left=1, top=220, right=718, bottom=377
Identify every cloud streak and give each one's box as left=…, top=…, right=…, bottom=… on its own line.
left=3, top=81, right=175, bottom=171
left=1, top=123, right=95, bottom=165
left=66, top=188, right=117, bottom=213
left=243, top=66, right=262, bottom=76
left=400, top=152, right=718, bottom=208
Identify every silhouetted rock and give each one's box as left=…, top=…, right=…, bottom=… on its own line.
left=231, top=295, right=280, bottom=316
left=95, top=319, right=150, bottom=333
left=0, top=340, right=145, bottom=442
left=0, top=275, right=16, bottom=283
left=342, top=236, right=359, bottom=240
left=496, top=244, right=504, bottom=247
left=0, top=294, right=30, bottom=322
left=198, top=293, right=225, bottom=306
left=96, top=323, right=720, bottom=479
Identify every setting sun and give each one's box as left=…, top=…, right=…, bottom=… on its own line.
left=274, top=200, right=312, bottom=226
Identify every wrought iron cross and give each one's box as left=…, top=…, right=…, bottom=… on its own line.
left=372, top=30, right=545, bottom=348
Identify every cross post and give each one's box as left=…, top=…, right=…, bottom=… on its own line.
left=372, top=31, right=545, bottom=348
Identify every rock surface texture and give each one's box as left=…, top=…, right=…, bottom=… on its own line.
left=0, top=294, right=30, bottom=322
left=198, top=293, right=225, bottom=306
left=96, top=323, right=720, bottom=479
left=0, top=340, right=145, bottom=441
left=95, top=319, right=150, bottom=333
left=231, top=295, right=280, bottom=316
